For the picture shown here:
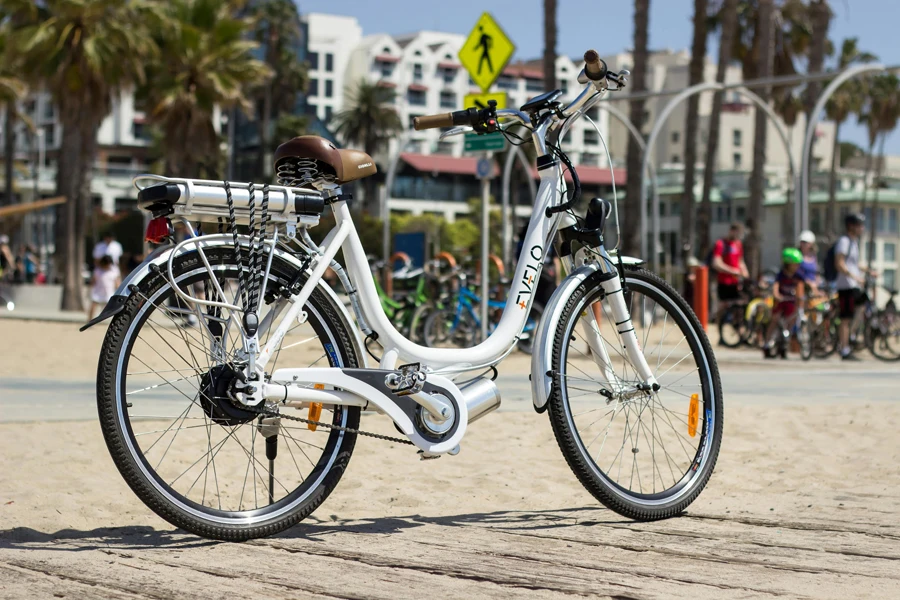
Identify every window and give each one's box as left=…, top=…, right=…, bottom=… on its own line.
left=439, top=91, right=456, bottom=109
left=559, top=79, right=568, bottom=94
left=884, top=243, right=896, bottom=263
left=660, top=202, right=667, bottom=216
left=324, top=80, right=333, bottom=98
left=308, top=78, right=318, bottom=96
left=132, top=121, right=149, bottom=141
left=380, top=62, right=394, bottom=78
left=582, top=152, right=599, bottom=166
left=325, top=53, right=334, bottom=73
left=733, top=152, right=742, bottom=169
left=672, top=201, right=682, bottom=216
left=468, top=76, right=477, bottom=87
left=43, top=102, right=54, bottom=120
left=43, top=123, right=55, bottom=145
left=382, top=46, right=391, bottom=54
left=413, top=63, right=423, bottom=82
left=308, top=52, right=319, bottom=70
left=733, top=129, right=742, bottom=146
left=736, top=205, right=746, bottom=220
left=407, top=89, right=426, bottom=106
left=585, top=107, right=599, bottom=121
left=671, top=154, right=681, bottom=164
left=888, top=208, right=898, bottom=234
left=811, top=208, right=822, bottom=233
left=526, top=79, right=543, bottom=92
left=496, top=75, right=516, bottom=90
left=877, top=208, right=889, bottom=233
left=671, top=131, right=680, bottom=144
left=884, top=269, right=896, bottom=290
left=24, top=99, right=35, bottom=115
left=442, top=68, right=455, bottom=84
left=866, top=241, right=877, bottom=262
left=324, top=106, right=333, bottom=122
left=583, top=130, right=599, bottom=145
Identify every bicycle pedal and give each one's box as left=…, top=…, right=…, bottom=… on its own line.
left=418, top=445, right=460, bottom=460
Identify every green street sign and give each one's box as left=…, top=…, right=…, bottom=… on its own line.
left=464, top=132, right=506, bottom=152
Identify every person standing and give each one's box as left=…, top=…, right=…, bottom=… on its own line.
left=835, top=213, right=868, bottom=361
left=88, top=255, right=121, bottom=321
left=711, top=223, right=750, bottom=313
left=93, top=233, right=123, bottom=268
left=797, top=229, right=820, bottom=296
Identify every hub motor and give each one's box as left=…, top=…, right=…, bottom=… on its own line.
left=198, top=364, right=258, bottom=426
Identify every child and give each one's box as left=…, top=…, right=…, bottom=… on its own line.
left=763, top=248, right=805, bottom=357
left=88, top=255, right=121, bottom=321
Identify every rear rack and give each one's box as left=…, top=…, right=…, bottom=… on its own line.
left=133, top=174, right=325, bottom=225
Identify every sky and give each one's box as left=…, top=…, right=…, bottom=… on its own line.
left=299, top=0, right=900, bottom=154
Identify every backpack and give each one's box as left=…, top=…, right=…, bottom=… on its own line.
left=823, top=236, right=849, bottom=283
left=705, top=239, right=731, bottom=271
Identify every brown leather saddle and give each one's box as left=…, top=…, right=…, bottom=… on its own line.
left=273, top=136, right=376, bottom=186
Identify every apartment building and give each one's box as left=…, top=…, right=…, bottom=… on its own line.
left=303, top=13, right=363, bottom=125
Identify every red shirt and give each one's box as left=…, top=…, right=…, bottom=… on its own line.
left=713, top=238, right=743, bottom=285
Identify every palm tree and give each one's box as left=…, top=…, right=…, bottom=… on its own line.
left=542, top=0, right=557, bottom=90
left=251, top=0, right=307, bottom=178
left=0, top=17, right=28, bottom=208
left=801, top=1, right=831, bottom=121
left=140, top=0, right=270, bottom=180
left=860, top=74, right=900, bottom=265
left=624, top=0, right=650, bottom=258
left=824, top=39, right=876, bottom=239
left=680, top=0, right=708, bottom=267
left=6, top=0, right=159, bottom=311
left=746, top=0, right=775, bottom=280
left=331, top=80, right=402, bottom=215
left=698, top=0, right=738, bottom=259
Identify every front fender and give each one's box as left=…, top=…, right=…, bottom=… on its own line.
left=80, top=238, right=368, bottom=368
left=531, top=262, right=601, bottom=413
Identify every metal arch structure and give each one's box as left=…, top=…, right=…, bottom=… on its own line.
left=500, top=146, right=538, bottom=268
left=798, top=63, right=887, bottom=235
left=640, top=82, right=797, bottom=271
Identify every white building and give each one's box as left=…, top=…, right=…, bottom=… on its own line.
left=303, top=13, right=363, bottom=124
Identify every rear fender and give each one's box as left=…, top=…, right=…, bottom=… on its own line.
left=79, top=238, right=368, bottom=367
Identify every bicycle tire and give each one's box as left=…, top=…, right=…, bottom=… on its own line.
left=547, top=267, right=723, bottom=520
left=798, top=320, right=813, bottom=361
left=866, top=311, right=900, bottom=362
left=97, top=247, right=361, bottom=541
left=423, top=307, right=477, bottom=348
left=717, top=303, right=748, bottom=348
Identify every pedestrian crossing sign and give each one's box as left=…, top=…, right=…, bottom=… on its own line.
left=458, top=12, right=516, bottom=93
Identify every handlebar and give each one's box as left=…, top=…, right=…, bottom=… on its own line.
left=582, top=49, right=607, bottom=82
left=414, top=103, right=500, bottom=132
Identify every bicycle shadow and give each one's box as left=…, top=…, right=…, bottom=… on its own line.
left=0, top=525, right=216, bottom=552
left=0, top=506, right=629, bottom=549
left=275, top=505, right=624, bottom=540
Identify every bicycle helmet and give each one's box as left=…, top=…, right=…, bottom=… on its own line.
left=845, top=212, right=865, bottom=227
left=782, top=247, right=803, bottom=264
left=798, top=230, right=816, bottom=244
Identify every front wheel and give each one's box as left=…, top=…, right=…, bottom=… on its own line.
left=547, top=267, right=723, bottom=520
left=717, top=303, right=748, bottom=348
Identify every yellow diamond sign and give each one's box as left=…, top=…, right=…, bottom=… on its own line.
left=459, top=12, right=516, bottom=93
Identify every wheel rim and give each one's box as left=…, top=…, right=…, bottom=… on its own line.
left=558, top=276, right=716, bottom=504
left=114, top=262, right=351, bottom=525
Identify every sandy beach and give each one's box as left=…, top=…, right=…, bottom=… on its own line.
left=1, top=319, right=899, bottom=599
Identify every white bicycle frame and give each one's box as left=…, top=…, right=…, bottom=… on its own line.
left=135, top=73, right=659, bottom=453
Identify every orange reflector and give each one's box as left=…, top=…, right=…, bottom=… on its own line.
left=309, top=384, right=325, bottom=431
left=688, top=394, right=700, bottom=437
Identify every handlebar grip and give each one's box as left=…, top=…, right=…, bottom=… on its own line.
left=413, top=113, right=454, bottom=130
left=583, top=49, right=608, bottom=81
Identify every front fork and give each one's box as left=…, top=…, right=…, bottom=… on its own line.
left=561, top=249, right=659, bottom=394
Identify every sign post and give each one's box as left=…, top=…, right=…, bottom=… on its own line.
left=476, top=155, right=493, bottom=341
left=459, top=12, right=515, bottom=342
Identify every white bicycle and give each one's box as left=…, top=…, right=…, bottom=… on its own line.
left=85, top=51, right=722, bottom=541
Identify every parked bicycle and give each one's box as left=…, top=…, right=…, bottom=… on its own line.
left=82, top=52, right=722, bottom=541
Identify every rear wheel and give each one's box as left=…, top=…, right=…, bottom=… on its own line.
left=547, top=267, right=723, bottom=520
left=97, top=247, right=361, bottom=541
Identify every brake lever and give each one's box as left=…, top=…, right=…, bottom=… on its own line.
left=439, top=126, right=473, bottom=140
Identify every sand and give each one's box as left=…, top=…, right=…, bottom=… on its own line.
left=1, top=322, right=899, bottom=599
